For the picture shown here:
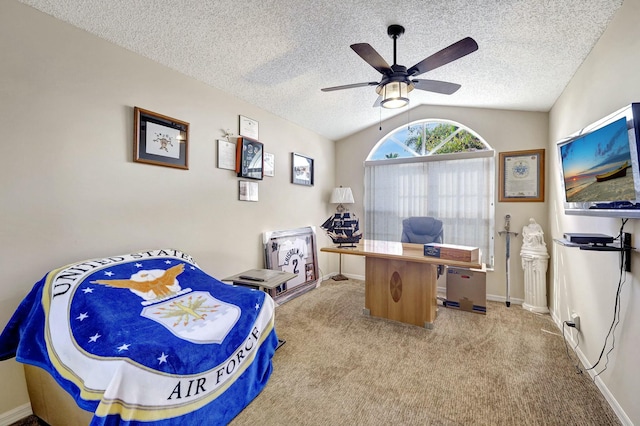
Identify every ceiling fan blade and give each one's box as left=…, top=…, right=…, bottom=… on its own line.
left=407, top=37, right=478, bottom=77
left=350, top=43, right=392, bottom=74
left=321, top=81, right=379, bottom=92
left=412, top=79, right=461, bottom=95
left=373, top=96, right=381, bottom=107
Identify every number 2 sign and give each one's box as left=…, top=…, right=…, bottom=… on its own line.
left=263, top=227, right=319, bottom=304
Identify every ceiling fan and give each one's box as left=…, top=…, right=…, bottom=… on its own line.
left=321, top=25, right=478, bottom=109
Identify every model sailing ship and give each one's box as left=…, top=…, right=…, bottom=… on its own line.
left=321, top=211, right=363, bottom=247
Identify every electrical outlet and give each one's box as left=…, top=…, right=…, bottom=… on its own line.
left=571, top=313, right=581, bottom=332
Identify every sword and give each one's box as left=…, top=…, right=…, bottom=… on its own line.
left=498, top=214, right=518, bottom=307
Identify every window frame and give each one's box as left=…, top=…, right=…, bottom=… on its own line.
left=364, top=118, right=495, bottom=269
left=367, top=118, right=492, bottom=161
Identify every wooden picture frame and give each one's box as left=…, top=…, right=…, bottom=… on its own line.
left=263, top=226, right=319, bottom=304
left=133, top=107, right=189, bottom=169
left=499, top=149, right=545, bottom=202
left=291, top=152, right=314, bottom=186
left=235, top=137, right=263, bottom=180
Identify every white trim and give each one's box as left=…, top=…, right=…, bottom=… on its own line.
left=365, top=149, right=494, bottom=166
left=336, top=273, right=365, bottom=281
left=0, top=403, right=32, bottom=426
left=366, top=117, right=494, bottom=163
left=551, top=314, right=632, bottom=426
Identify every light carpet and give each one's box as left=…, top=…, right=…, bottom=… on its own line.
left=231, top=278, right=620, bottom=426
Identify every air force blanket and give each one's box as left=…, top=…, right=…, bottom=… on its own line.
left=0, top=249, right=279, bottom=425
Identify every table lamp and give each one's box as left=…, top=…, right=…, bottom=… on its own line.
left=330, top=186, right=354, bottom=212
left=322, top=186, right=361, bottom=280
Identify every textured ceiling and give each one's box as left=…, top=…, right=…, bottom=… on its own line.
left=17, top=0, right=624, bottom=140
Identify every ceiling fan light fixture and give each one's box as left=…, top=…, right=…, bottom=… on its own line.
left=380, top=81, right=410, bottom=109
left=320, top=26, right=478, bottom=111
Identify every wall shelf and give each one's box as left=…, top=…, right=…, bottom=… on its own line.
left=554, top=234, right=633, bottom=272
left=578, top=245, right=628, bottom=252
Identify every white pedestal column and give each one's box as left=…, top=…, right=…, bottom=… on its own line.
left=520, top=218, right=549, bottom=314
left=520, top=249, right=549, bottom=313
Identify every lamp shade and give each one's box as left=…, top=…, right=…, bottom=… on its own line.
left=330, top=187, right=354, bottom=204
left=380, top=81, right=409, bottom=109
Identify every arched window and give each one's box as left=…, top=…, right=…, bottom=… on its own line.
left=364, top=119, right=495, bottom=268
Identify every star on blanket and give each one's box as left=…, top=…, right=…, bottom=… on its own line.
left=117, top=343, right=130, bottom=352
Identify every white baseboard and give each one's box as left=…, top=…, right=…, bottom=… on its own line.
left=0, top=403, right=32, bottom=426
left=344, top=273, right=365, bottom=281
left=552, top=316, right=632, bottom=426
left=324, top=273, right=365, bottom=281
left=486, top=293, right=524, bottom=305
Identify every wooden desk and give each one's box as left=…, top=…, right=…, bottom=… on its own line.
left=321, top=240, right=481, bottom=328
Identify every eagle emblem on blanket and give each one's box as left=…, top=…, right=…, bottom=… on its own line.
left=91, top=263, right=240, bottom=344
left=92, top=264, right=185, bottom=299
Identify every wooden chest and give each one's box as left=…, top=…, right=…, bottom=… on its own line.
left=423, top=243, right=479, bottom=263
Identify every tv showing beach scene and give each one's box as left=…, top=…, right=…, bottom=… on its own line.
left=560, top=116, right=637, bottom=203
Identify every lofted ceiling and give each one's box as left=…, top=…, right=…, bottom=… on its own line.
left=17, top=0, right=624, bottom=141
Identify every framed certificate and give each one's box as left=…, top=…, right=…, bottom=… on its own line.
left=239, top=115, right=259, bottom=140
left=239, top=180, right=258, bottom=202
left=263, top=152, right=275, bottom=177
left=217, top=139, right=236, bottom=170
left=499, top=149, right=545, bottom=202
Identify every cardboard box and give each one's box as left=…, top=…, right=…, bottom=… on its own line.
left=445, top=264, right=486, bottom=314
left=424, top=243, right=479, bottom=263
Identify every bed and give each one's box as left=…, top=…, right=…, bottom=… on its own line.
left=0, top=248, right=279, bottom=425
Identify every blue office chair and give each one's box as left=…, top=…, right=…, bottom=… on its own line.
left=401, top=217, right=444, bottom=277
left=401, top=217, right=444, bottom=245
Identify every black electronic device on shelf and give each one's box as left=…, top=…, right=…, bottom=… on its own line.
left=561, top=232, right=633, bottom=272
left=563, top=233, right=614, bottom=245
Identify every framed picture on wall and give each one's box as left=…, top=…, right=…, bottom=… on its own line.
left=263, top=226, right=319, bottom=304
left=291, top=152, right=314, bottom=186
left=133, top=107, right=189, bottom=169
left=499, top=149, right=545, bottom=202
left=263, top=152, right=275, bottom=177
left=239, top=115, right=259, bottom=140
left=235, top=137, right=263, bottom=180
left=217, top=139, right=236, bottom=170
left=239, top=180, right=259, bottom=201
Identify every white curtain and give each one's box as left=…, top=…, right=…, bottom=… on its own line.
left=364, top=152, right=495, bottom=268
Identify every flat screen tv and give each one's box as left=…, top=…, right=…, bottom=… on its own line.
left=557, top=103, right=640, bottom=218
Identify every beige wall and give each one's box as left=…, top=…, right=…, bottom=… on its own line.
left=548, top=0, right=640, bottom=423
left=335, top=105, right=549, bottom=301
left=0, top=1, right=336, bottom=416
left=3, top=0, right=639, bottom=423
